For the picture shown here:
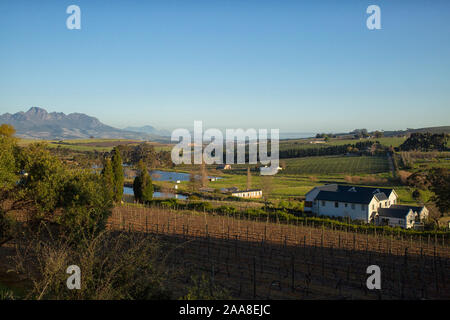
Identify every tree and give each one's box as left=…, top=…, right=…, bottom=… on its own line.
left=200, top=160, right=208, bottom=188
left=400, top=133, right=448, bottom=152
left=261, top=175, right=273, bottom=211
left=373, top=131, right=383, bottom=138
left=101, top=158, right=114, bottom=204
left=0, top=135, right=17, bottom=193
left=427, top=168, right=450, bottom=215
left=19, top=143, right=65, bottom=215
left=0, top=124, right=15, bottom=137
left=111, top=147, right=124, bottom=203
left=133, top=160, right=153, bottom=203
left=246, top=166, right=252, bottom=190
left=16, top=143, right=112, bottom=235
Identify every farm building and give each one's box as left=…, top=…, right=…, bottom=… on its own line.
left=304, top=184, right=427, bottom=228
left=377, top=205, right=428, bottom=229
left=231, top=189, right=262, bottom=199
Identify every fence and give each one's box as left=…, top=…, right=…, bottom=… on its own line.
left=107, top=204, right=450, bottom=299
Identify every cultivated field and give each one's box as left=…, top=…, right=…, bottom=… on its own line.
left=107, top=205, right=450, bottom=300
left=282, top=156, right=390, bottom=175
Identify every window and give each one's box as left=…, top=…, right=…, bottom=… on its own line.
left=321, top=201, right=325, bottom=207
left=351, top=203, right=355, bottom=210
left=361, top=204, right=365, bottom=211
left=344, top=203, right=348, bottom=208
left=388, top=201, right=390, bottom=206
left=335, top=202, right=339, bottom=208
left=372, top=204, right=375, bottom=210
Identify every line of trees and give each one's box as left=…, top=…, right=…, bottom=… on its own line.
left=113, top=143, right=173, bottom=168
left=279, top=141, right=374, bottom=159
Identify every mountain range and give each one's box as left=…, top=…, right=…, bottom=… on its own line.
left=0, top=107, right=170, bottom=141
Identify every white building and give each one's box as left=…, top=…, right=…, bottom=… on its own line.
left=377, top=205, right=429, bottom=229
left=231, top=189, right=263, bottom=199
left=304, top=184, right=427, bottom=228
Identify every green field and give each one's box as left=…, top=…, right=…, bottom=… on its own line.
left=172, top=156, right=391, bottom=199
left=282, top=155, right=390, bottom=175
left=18, top=138, right=173, bottom=152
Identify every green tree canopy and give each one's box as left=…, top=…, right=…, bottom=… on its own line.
left=0, top=124, right=16, bottom=137
left=133, top=160, right=153, bottom=203
left=0, top=135, right=17, bottom=193
left=428, top=168, right=450, bottom=215
left=101, top=158, right=114, bottom=205
left=111, top=147, right=124, bottom=203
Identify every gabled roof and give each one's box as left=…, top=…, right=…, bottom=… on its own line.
left=335, top=185, right=394, bottom=198
left=374, top=192, right=388, bottom=201
left=312, top=184, right=395, bottom=205
left=389, top=204, right=425, bottom=213
left=378, top=207, right=414, bottom=219
left=315, top=190, right=375, bottom=204
left=305, top=184, right=338, bottom=196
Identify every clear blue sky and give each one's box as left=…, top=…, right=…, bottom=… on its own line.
left=1, top=0, right=449, bottom=133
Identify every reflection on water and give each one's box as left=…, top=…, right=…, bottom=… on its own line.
left=150, top=170, right=221, bottom=182
left=123, top=186, right=188, bottom=200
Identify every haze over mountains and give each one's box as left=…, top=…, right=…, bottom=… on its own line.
left=123, top=125, right=171, bottom=137
left=0, top=107, right=170, bottom=141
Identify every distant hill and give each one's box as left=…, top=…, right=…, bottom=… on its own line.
left=123, top=125, right=171, bottom=137
left=381, top=126, right=450, bottom=137
left=0, top=107, right=169, bottom=141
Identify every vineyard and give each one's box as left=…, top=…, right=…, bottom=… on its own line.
left=283, top=156, right=390, bottom=175
left=107, top=205, right=450, bottom=299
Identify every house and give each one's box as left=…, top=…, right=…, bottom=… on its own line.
left=377, top=205, right=428, bottom=229
left=216, top=164, right=232, bottom=170
left=304, top=184, right=427, bottom=228
left=231, top=189, right=262, bottom=199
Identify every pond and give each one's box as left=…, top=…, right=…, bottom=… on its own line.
left=123, top=186, right=188, bottom=200
left=149, top=170, right=221, bottom=182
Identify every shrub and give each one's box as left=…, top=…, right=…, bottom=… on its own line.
left=13, top=228, right=172, bottom=300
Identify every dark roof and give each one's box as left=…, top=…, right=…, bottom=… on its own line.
left=314, top=185, right=394, bottom=204
left=335, top=185, right=394, bottom=197
left=378, top=207, right=413, bottom=219
left=315, top=190, right=374, bottom=204
left=374, top=192, right=388, bottom=201
left=389, top=204, right=424, bottom=212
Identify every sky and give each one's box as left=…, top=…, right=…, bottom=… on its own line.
left=0, top=0, right=449, bottom=134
